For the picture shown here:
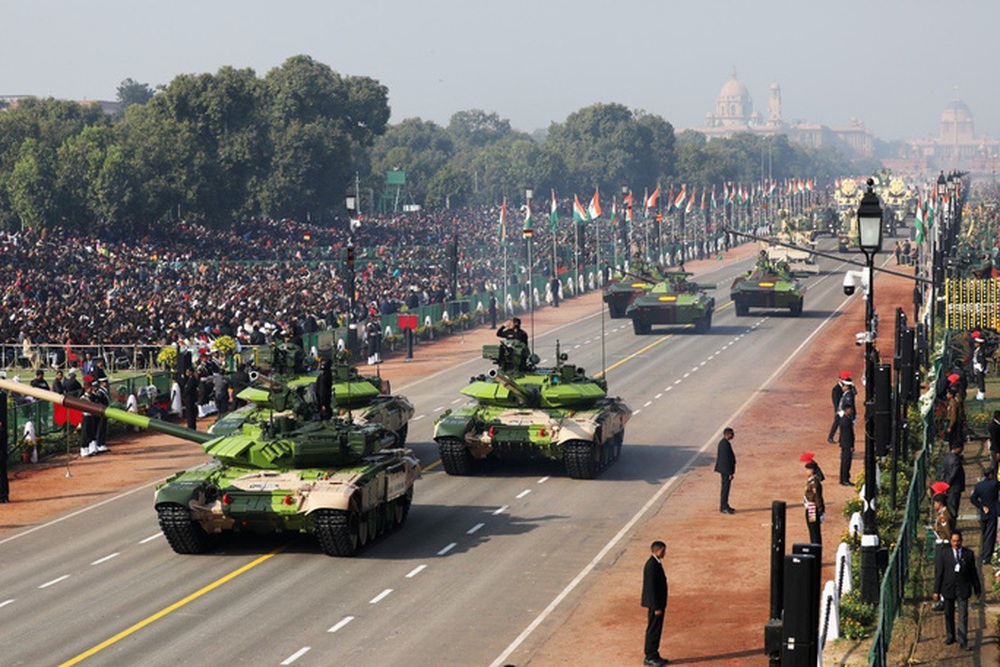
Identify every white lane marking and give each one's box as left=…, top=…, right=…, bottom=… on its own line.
left=489, top=289, right=855, bottom=667
left=91, top=553, right=119, bottom=566
left=573, top=344, right=581, bottom=349
left=39, top=575, right=70, bottom=589
left=0, top=599, right=15, bottom=608
left=683, top=372, right=691, bottom=378
left=655, top=393, right=663, bottom=399
left=699, top=361, right=707, bottom=367
left=493, top=505, right=508, bottom=515
left=673, top=379, right=682, bottom=385
left=537, top=476, right=549, bottom=484
left=634, top=409, right=642, bottom=415
left=370, top=589, right=393, bottom=604
left=139, top=533, right=161, bottom=544
left=281, top=647, right=310, bottom=665
left=643, top=401, right=652, bottom=408
left=413, top=414, right=426, bottom=421
left=406, top=564, right=427, bottom=578
left=467, top=523, right=485, bottom=535
left=433, top=406, right=445, bottom=412
left=451, top=398, right=463, bottom=404
left=664, top=386, right=673, bottom=392
left=328, top=616, right=355, bottom=633
left=437, top=543, right=457, bottom=556
left=515, top=489, right=531, bottom=499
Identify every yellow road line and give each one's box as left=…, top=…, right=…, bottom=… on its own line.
left=59, top=547, right=283, bottom=666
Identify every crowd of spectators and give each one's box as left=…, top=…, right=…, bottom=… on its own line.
left=0, top=205, right=585, bottom=358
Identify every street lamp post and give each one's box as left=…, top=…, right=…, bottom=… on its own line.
left=857, top=178, right=884, bottom=604
left=524, top=187, right=535, bottom=346
left=620, top=184, right=631, bottom=271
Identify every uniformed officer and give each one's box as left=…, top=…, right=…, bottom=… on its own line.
left=802, top=453, right=825, bottom=545
left=931, top=485, right=955, bottom=612
left=972, top=332, right=987, bottom=401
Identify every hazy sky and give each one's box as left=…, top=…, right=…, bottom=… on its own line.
left=1, top=0, right=996, bottom=142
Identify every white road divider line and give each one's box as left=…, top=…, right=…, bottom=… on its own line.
left=673, top=379, right=682, bottom=385
left=451, top=398, right=463, bottom=404
left=515, top=489, right=531, bottom=499
left=0, top=599, right=15, bottom=608
left=139, top=533, right=161, bottom=544
left=433, top=406, right=444, bottom=412
left=467, top=523, right=485, bottom=535
left=699, top=361, right=707, bottom=366
left=490, top=288, right=854, bottom=667
left=328, top=616, right=355, bottom=633
left=537, top=476, right=549, bottom=484
left=493, top=505, right=508, bottom=515
left=370, top=589, right=393, bottom=604
left=281, top=647, right=310, bottom=665
left=683, top=372, right=691, bottom=378
left=38, top=575, right=70, bottom=589
left=437, top=542, right=457, bottom=556
left=634, top=409, right=642, bottom=416
left=655, top=393, right=662, bottom=399
left=413, top=414, right=426, bottom=421
left=664, top=386, right=672, bottom=392
left=643, top=401, right=652, bottom=408
left=91, top=553, right=119, bottom=566
left=406, top=565, right=427, bottom=579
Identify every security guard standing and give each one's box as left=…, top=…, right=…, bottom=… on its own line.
left=931, top=484, right=956, bottom=611
left=803, top=453, right=825, bottom=545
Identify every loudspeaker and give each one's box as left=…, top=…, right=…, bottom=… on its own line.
left=781, top=553, right=819, bottom=666
left=874, top=363, right=893, bottom=457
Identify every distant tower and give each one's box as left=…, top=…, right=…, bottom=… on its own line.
left=768, top=83, right=783, bottom=126
left=712, top=67, right=753, bottom=128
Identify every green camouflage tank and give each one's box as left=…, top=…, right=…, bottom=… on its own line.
left=433, top=341, right=631, bottom=479
left=625, top=271, right=716, bottom=335
left=730, top=254, right=806, bottom=316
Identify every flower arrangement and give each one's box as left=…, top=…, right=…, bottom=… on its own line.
left=211, top=335, right=237, bottom=356
left=156, top=346, right=177, bottom=369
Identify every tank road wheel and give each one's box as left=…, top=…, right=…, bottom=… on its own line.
left=789, top=299, right=803, bottom=317
left=632, top=319, right=652, bottom=335
left=393, top=489, right=413, bottom=526
left=438, top=438, right=475, bottom=476
left=157, top=504, right=210, bottom=555
left=693, top=312, right=712, bottom=334
left=564, top=439, right=598, bottom=479
left=734, top=300, right=749, bottom=317
left=314, top=509, right=360, bottom=557
left=395, top=423, right=409, bottom=446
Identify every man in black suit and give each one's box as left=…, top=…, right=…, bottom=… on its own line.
left=838, top=406, right=855, bottom=486
left=941, top=442, right=966, bottom=518
left=714, top=428, right=736, bottom=514
left=970, top=468, right=999, bottom=565
left=641, top=540, right=669, bottom=666
left=933, top=530, right=981, bottom=649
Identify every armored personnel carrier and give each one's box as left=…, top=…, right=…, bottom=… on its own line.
left=731, top=254, right=806, bottom=317
left=0, top=377, right=420, bottom=557
left=212, top=344, right=414, bottom=444
left=433, top=341, right=631, bottom=479
left=626, top=271, right=716, bottom=334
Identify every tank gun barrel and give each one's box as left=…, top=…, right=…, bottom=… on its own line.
left=0, top=377, right=214, bottom=445
left=488, top=369, right=535, bottom=407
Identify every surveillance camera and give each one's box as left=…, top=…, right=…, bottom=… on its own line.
left=855, top=332, right=866, bottom=346
left=843, top=272, right=857, bottom=296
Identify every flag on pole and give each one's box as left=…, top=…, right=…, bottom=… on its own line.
left=685, top=187, right=695, bottom=214
left=700, top=188, right=707, bottom=211
left=645, top=186, right=660, bottom=210
left=523, top=198, right=533, bottom=237
left=550, top=189, right=559, bottom=231
left=610, top=196, right=618, bottom=226
left=673, top=184, right=687, bottom=210
left=711, top=184, right=717, bottom=210
left=498, top=198, right=507, bottom=244
left=573, top=195, right=589, bottom=223
left=588, top=188, right=603, bottom=220
left=914, top=196, right=925, bottom=243
left=624, top=191, right=634, bottom=222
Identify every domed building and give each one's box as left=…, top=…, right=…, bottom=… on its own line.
left=704, top=68, right=759, bottom=129
left=894, top=98, right=1000, bottom=173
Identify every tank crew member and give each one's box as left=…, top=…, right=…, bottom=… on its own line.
left=497, top=318, right=528, bottom=346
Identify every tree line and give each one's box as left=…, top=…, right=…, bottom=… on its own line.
left=0, top=54, right=859, bottom=233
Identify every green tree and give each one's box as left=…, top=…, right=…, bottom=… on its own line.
left=447, top=110, right=514, bottom=149
left=116, top=78, right=155, bottom=111
left=7, top=138, right=57, bottom=229
left=369, top=118, right=455, bottom=204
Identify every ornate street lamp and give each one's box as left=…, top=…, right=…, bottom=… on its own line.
left=857, top=178, right=883, bottom=604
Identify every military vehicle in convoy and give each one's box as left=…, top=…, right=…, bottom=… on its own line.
left=731, top=254, right=806, bottom=317
left=626, top=271, right=716, bottom=334
left=212, top=344, right=414, bottom=445
left=0, top=377, right=420, bottom=557
left=603, top=254, right=663, bottom=318
left=433, top=341, right=631, bottom=479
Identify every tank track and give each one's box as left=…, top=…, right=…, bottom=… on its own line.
left=314, top=509, right=358, bottom=557
left=156, top=504, right=210, bottom=554
left=439, top=437, right=475, bottom=476
left=564, top=433, right=624, bottom=480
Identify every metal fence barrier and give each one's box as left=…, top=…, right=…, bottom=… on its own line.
left=945, top=277, right=1000, bottom=330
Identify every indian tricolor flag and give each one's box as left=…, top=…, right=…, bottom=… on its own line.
left=573, top=195, right=589, bottom=223
left=685, top=187, right=695, bottom=214
left=498, top=198, right=507, bottom=244
left=588, top=188, right=602, bottom=220
left=624, top=192, right=635, bottom=222
left=609, top=196, right=618, bottom=226
left=914, top=196, right=925, bottom=243
left=550, top=189, right=559, bottom=231
left=673, top=185, right=687, bottom=210
left=645, top=186, right=660, bottom=210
